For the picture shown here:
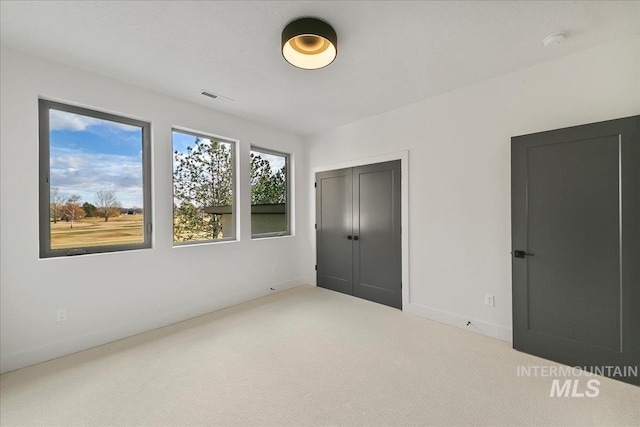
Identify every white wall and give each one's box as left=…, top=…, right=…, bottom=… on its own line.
left=0, top=46, right=311, bottom=373
left=2, top=36, right=639, bottom=374
left=306, top=37, right=640, bottom=342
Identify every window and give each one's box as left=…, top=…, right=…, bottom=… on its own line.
left=250, top=147, right=290, bottom=237
left=39, top=99, right=151, bottom=258
left=172, top=130, right=236, bottom=244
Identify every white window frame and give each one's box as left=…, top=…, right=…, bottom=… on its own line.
left=250, top=146, right=291, bottom=239
left=172, top=128, right=237, bottom=245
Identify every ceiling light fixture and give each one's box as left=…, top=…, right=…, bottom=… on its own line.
left=281, top=17, right=337, bottom=70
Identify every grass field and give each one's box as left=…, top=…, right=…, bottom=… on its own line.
left=51, top=215, right=144, bottom=249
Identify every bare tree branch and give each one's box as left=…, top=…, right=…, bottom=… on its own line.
left=95, top=190, right=122, bottom=222
left=50, top=187, right=67, bottom=224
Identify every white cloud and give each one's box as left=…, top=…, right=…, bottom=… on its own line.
left=50, top=110, right=100, bottom=131
left=49, top=109, right=139, bottom=132
left=50, top=147, right=143, bottom=207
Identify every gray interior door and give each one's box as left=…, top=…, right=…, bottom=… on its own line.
left=316, top=168, right=353, bottom=295
left=316, top=160, right=402, bottom=309
left=353, top=162, right=402, bottom=309
left=512, top=116, right=639, bottom=385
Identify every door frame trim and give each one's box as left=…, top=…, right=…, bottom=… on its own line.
left=311, top=150, right=409, bottom=310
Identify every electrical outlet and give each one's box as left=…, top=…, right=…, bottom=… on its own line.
left=56, top=308, right=67, bottom=322
left=484, top=295, right=495, bottom=307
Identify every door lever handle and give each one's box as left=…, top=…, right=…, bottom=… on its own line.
left=345, top=235, right=353, bottom=240
left=514, top=250, right=534, bottom=258
left=353, top=236, right=359, bottom=241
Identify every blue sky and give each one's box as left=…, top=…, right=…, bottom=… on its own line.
left=49, top=114, right=287, bottom=210
left=49, top=109, right=143, bottom=208
left=172, top=131, right=199, bottom=157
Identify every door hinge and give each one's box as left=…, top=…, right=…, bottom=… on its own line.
left=147, top=223, right=152, bottom=234
left=314, top=182, right=317, bottom=188
left=315, top=265, right=317, bottom=271
left=314, top=223, right=317, bottom=229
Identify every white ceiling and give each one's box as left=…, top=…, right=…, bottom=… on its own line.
left=1, top=1, right=639, bottom=136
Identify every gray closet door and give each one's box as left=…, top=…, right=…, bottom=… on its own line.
left=511, top=116, right=639, bottom=385
left=316, top=161, right=401, bottom=310
left=316, top=168, right=353, bottom=295
left=353, top=161, right=402, bottom=309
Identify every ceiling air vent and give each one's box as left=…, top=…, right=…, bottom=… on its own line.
left=201, top=90, right=217, bottom=99
left=201, top=90, right=235, bottom=102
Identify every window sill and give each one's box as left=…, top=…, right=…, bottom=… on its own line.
left=172, top=238, right=239, bottom=248
left=251, top=233, right=293, bottom=241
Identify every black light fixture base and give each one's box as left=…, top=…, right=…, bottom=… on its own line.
left=281, top=17, right=338, bottom=70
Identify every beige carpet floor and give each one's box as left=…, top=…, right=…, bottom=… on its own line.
left=1, top=285, right=638, bottom=426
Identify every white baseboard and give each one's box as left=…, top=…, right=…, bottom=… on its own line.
left=404, top=302, right=512, bottom=343
left=0, top=278, right=304, bottom=374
